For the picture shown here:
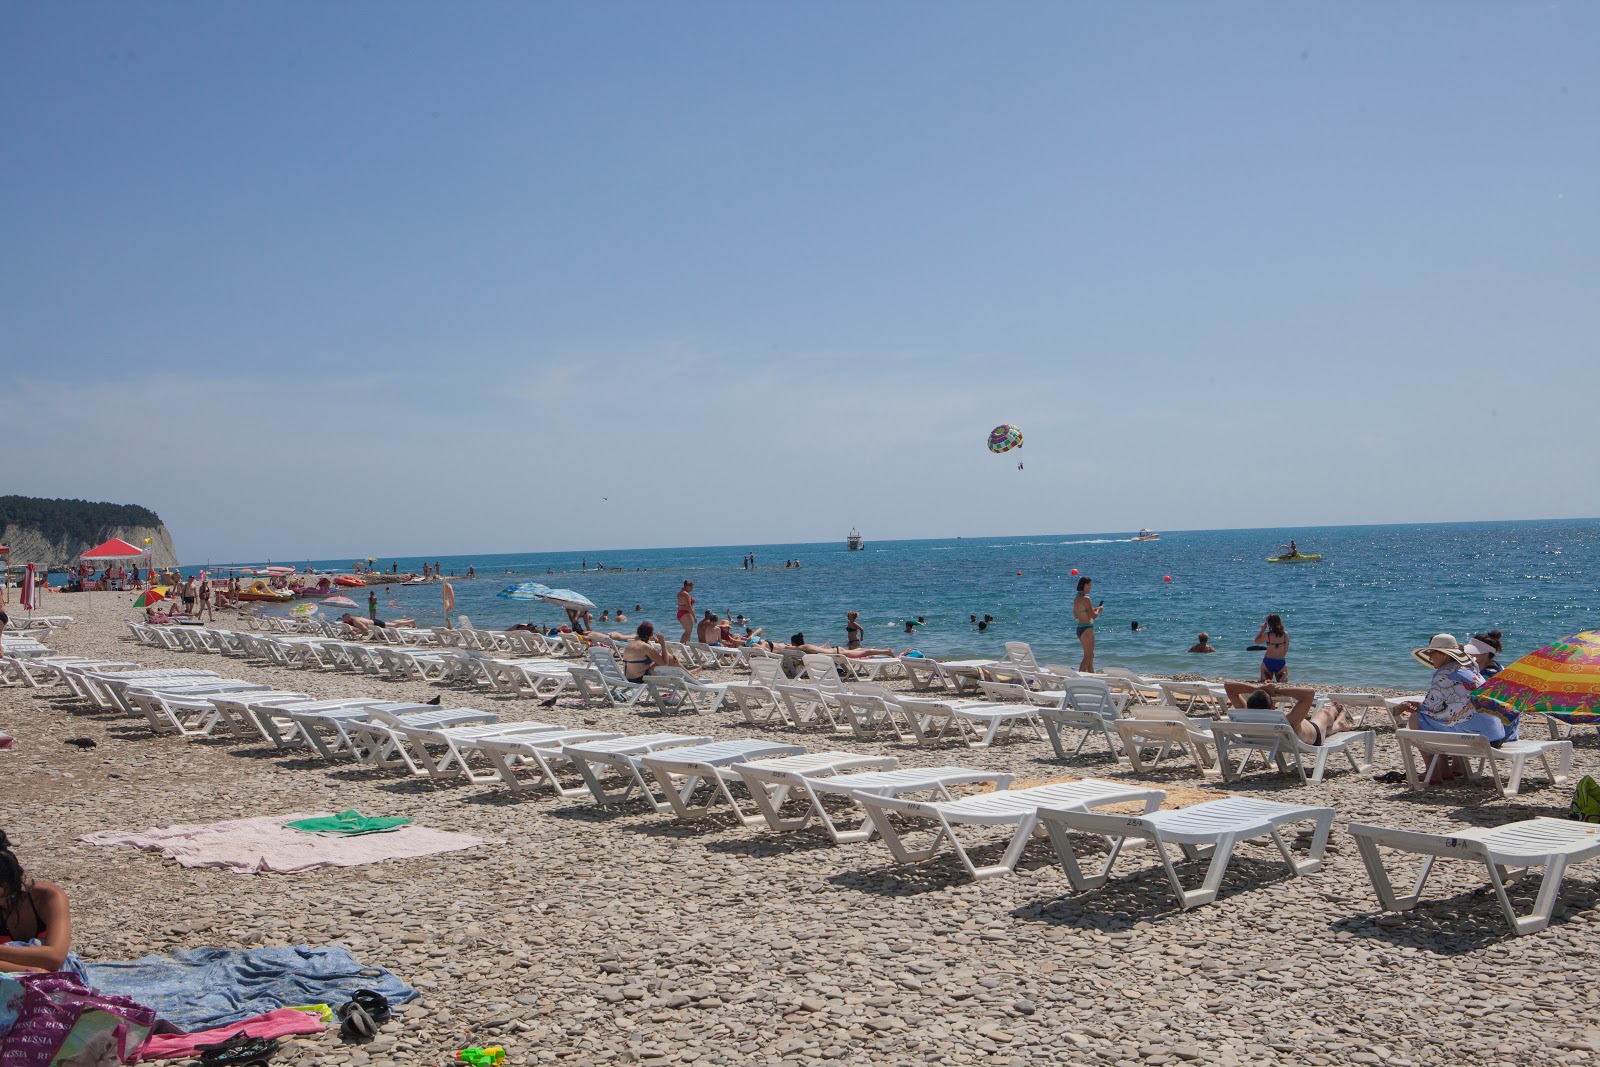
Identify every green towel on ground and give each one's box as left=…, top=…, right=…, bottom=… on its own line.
left=284, top=810, right=413, bottom=837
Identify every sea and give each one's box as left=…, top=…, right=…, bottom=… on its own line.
left=209, top=518, right=1597, bottom=690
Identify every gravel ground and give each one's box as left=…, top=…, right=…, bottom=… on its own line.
left=4, top=591, right=1600, bottom=1067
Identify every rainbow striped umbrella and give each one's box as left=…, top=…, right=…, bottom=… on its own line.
left=1471, top=630, right=1600, bottom=727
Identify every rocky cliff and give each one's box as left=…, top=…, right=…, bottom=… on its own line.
left=0, top=497, right=180, bottom=569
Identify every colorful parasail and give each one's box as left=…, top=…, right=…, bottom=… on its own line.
left=987, top=424, right=1023, bottom=454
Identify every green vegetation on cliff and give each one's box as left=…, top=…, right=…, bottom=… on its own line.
left=0, top=496, right=163, bottom=543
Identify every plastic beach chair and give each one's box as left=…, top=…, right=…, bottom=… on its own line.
left=728, top=762, right=1012, bottom=843
left=1349, top=817, right=1600, bottom=935
left=1394, top=729, right=1572, bottom=797
left=1038, top=796, right=1335, bottom=909
left=850, top=778, right=1166, bottom=881
left=1210, top=708, right=1376, bottom=785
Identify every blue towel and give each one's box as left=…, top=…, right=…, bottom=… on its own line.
left=81, top=945, right=416, bottom=1032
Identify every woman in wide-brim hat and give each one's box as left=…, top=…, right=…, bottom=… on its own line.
left=1402, top=633, right=1513, bottom=742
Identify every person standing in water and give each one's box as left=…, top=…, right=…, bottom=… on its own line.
left=1073, top=577, right=1104, bottom=672
left=845, top=610, right=864, bottom=650
left=676, top=581, right=696, bottom=643
left=1256, top=613, right=1290, bottom=681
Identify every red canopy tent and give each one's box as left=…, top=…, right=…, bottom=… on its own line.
left=80, top=538, right=146, bottom=560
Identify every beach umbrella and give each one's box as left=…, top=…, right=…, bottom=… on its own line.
left=539, top=588, right=596, bottom=610
left=80, top=537, right=146, bottom=561
left=497, top=583, right=552, bottom=600
left=133, top=586, right=170, bottom=608
left=20, top=564, right=36, bottom=613
left=324, top=595, right=358, bottom=608
left=1471, top=630, right=1600, bottom=728
left=290, top=602, right=319, bottom=617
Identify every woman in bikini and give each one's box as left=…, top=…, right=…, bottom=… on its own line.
left=676, top=581, right=696, bottom=643
left=620, top=622, right=696, bottom=682
left=1073, top=577, right=1103, bottom=672
left=1, top=830, right=74, bottom=974
left=1222, top=680, right=1351, bottom=747
left=845, top=611, right=864, bottom=650
left=1256, top=613, right=1289, bottom=682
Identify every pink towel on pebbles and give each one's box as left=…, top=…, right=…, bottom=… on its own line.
left=0, top=733, right=13, bottom=750
left=136, top=1007, right=325, bottom=1061
left=80, top=813, right=488, bottom=874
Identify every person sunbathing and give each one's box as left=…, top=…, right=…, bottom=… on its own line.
left=620, top=622, right=698, bottom=682
left=783, top=633, right=897, bottom=658
left=1, top=830, right=75, bottom=975
left=1223, top=680, right=1352, bottom=747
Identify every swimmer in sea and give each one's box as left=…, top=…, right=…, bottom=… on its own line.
left=1073, top=576, right=1104, bottom=672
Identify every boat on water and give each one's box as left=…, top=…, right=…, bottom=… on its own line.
left=1267, top=550, right=1322, bottom=563
left=333, top=575, right=366, bottom=588
left=846, top=528, right=864, bottom=551
left=1133, top=529, right=1160, bottom=542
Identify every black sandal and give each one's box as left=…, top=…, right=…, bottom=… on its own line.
left=337, top=989, right=391, bottom=1042
left=196, top=1032, right=280, bottom=1067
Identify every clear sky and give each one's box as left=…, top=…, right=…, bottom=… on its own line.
left=4, top=3, right=1595, bottom=562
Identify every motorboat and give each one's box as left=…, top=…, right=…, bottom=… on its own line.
left=1133, top=529, right=1160, bottom=542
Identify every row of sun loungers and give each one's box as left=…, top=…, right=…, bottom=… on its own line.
left=88, top=627, right=1585, bottom=799
left=12, top=629, right=1595, bottom=936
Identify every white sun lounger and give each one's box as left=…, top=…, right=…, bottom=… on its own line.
left=287, top=702, right=495, bottom=761
left=635, top=739, right=808, bottom=819
left=357, top=707, right=540, bottom=777
left=710, top=752, right=901, bottom=829
left=1394, top=729, right=1572, bottom=797
left=852, top=779, right=1166, bottom=881
left=886, top=694, right=1043, bottom=748
left=729, top=762, right=1011, bottom=843
left=1210, top=708, right=1376, bottom=785
left=1039, top=796, right=1335, bottom=909
left=1349, top=817, right=1600, bottom=935
left=1113, top=706, right=1217, bottom=775
left=722, top=659, right=788, bottom=725
left=561, top=734, right=716, bottom=807
left=1038, top=680, right=1127, bottom=762
left=467, top=729, right=626, bottom=792
left=643, top=668, right=734, bottom=714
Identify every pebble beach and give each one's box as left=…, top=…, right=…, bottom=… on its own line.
left=5, top=591, right=1600, bottom=1066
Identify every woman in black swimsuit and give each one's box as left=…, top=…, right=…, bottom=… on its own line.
left=845, top=611, right=864, bottom=650
left=1, top=830, right=74, bottom=974
left=619, top=622, right=697, bottom=682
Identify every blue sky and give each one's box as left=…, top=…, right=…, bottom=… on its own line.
left=4, top=3, right=1595, bottom=562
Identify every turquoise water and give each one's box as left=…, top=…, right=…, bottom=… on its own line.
left=218, top=518, right=1597, bottom=689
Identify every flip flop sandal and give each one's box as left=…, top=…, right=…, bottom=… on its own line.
left=337, top=1002, right=378, bottom=1043
left=350, top=988, right=392, bottom=1025
left=196, top=1032, right=280, bottom=1067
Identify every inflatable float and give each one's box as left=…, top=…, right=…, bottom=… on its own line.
left=237, top=579, right=296, bottom=602
left=1266, top=552, right=1322, bottom=564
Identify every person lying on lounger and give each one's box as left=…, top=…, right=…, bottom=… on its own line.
left=782, top=633, right=899, bottom=659
left=621, top=622, right=699, bottom=683
left=0, top=831, right=74, bottom=975
left=1222, top=680, right=1353, bottom=747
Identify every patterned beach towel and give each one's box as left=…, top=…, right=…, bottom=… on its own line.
left=80, top=813, right=486, bottom=874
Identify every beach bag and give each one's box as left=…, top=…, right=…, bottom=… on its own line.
left=1567, top=776, right=1600, bottom=824
left=0, top=972, right=155, bottom=1066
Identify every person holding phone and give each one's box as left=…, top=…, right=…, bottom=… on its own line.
left=1073, top=576, right=1104, bottom=672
